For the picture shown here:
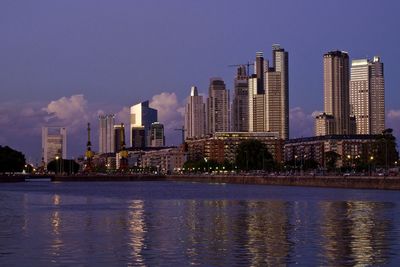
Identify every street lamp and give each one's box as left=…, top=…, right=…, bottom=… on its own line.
left=347, top=154, right=352, bottom=172
left=55, top=156, right=60, bottom=174
left=369, top=155, right=374, bottom=176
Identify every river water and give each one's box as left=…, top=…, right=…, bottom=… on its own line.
left=0, top=181, right=400, bottom=266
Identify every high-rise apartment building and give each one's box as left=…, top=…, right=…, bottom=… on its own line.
left=184, top=86, right=206, bottom=139
left=207, top=78, right=229, bottom=134
left=113, top=124, right=125, bottom=152
left=248, top=45, right=289, bottom=140
left=231, top=66, right=249, bottom=132
left=42, top=126, right=67, bottom=164
left=255, top=52, right=265, bottom=94
left=270, top=45, right=289, bottom=139
left=350, top=56, right=385, bottom=134
left=130, top=101, right=157, bottom=148
left=99, top=114, right=115, bottom=154
left=150, top=122, right=165, bottom=147
left=315, top=113, right=335, bottom=136
left=321, top=50, right=351, bottom=135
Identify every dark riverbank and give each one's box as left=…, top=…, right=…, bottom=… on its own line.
left=166, top=174, right=400, bottom=190
left=2, top=174, right=400, bottom=190
left=0, top=175, right=25, bottom=183
left=51, top=174, right=165, bottom=182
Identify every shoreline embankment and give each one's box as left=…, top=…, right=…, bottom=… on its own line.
left=1, top=174, right=400, bottom=190
left=166, top=174, right=400, bottom=190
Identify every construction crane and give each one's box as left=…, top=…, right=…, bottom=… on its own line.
left=228, top=61, right=254, bottom=77
left=174, top=126, right=186, bottom=144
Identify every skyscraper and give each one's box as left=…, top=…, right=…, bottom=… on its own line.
left=184, top=86, right=206, bottom=139
left=231, top=66, right=249, bottom=132
left=255, top=52, right=265, bottom=94
left=130, top=100, right=157, bottom=148
left=248, top=45, right=289, bottom=140
left=370, top=57, right=385, bottom=134
left=319, top=50, right=351, bottom=135
left=150, top=122, right=165, bottom=147
left=42, top=126, right=67, bottom=164
left=350, top=56, right=385, bottom=134
left=207, top=78, right=229, bottom=134
left=270, top=44, right=289, bottom=139
left=114, top=124, right=125, bottom=152
left=99, top=114, right=115, bottom=154
left=315, top=113, right=335, bottom=136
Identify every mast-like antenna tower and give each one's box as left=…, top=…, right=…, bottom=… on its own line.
left=84, top=122, right=94, bottom=172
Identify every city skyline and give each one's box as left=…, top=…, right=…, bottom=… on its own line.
left=1, top=1, right=400, bottom=162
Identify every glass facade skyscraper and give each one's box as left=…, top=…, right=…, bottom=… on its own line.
left=130, top=101, right=157, bottom=148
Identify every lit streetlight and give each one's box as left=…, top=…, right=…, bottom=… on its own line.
left=369, top=155, right=374, bottom=176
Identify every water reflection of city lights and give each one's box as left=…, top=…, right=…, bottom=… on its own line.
left=127, top=200, right=146, bottom=267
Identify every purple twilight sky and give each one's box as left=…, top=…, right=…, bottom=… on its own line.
left=0, top=0, right=399, bottom=163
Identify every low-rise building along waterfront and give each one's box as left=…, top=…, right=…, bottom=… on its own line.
left=186, top=132, right=283, bottom=165
left=284, top=135, right=379, bottom=169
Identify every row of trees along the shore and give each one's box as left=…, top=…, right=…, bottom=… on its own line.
left=0, top=146, right=26, bottom=174
left=183, top=129, right=399, bottom=173
left=46, top=159, right=80, bottom=175
left=0, top=145, right=80, bottom=175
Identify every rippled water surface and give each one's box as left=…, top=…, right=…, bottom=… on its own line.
left=1, top=181, right=400, bottom=266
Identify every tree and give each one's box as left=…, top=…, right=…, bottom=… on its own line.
left=235, top=140, right=274, bottom=171
left=303, top=159, right=319, bottom=170
left=47, top=159, right=80, bottom=174
left=373, top=129, right=399, bottom=169
left=325, top=151, right=340, bottom=172
left=0, top=146, right=26, bottom=173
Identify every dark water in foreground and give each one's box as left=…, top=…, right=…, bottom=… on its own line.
left=1, top=181, right=400, bottom=266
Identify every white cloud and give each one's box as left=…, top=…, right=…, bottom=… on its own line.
left=148, top=92, right=185, bottom=146
left=388, top=109, right=400, bottom=119
left=150, top=92, right=184, bottom=130
left=0, top=113, right=9, bottom=125
left=289, top=107, right=321, bottom=138
left=387, top=109, right=400, bottom=138
left=43, top=94, right=90, bottom=133
left=116, top=106, right=130, bottom=127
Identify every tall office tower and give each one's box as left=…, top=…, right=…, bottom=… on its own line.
left=114, top=124, right=125, bottom=152
left=322, top=50, right=351, bottom=135
left=248, top=75, right=257, bottom=132
left=99, top=114, right=115, bottom=154
left=248, top=45, right=289, bottom=139
left=150, top=122, right=165, bottom=147
left=270, top=44, right=289, bottom=139
left=42, top=126, right=67, bottom=164
left=184, top=86, right=206, bottom=139
left=370, top=57, right=385, bottom=134
left=255, top=52, right=265, bottom=94
left=232, top=66, right=249, bottom=132
left=207, top=78, right=229, bottom=134
left=130, top=100, right=157, bottom=148
left=350, top=56, right=385, bottom=134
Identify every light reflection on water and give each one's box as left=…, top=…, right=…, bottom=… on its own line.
left=0, top=182, right=399, bottom=266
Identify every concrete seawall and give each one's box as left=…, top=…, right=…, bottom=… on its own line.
left=4, top=174, right=400, bottom=190
left=0, top=175, right=25, bottom=183
left=166, top=175, right=400, bottom=190
left=52, top=174, right=165, bottom=182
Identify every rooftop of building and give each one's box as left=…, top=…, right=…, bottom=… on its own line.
left=285, top=134, right=380, bottom=144
left=324, top=50, right=349, bottom=57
